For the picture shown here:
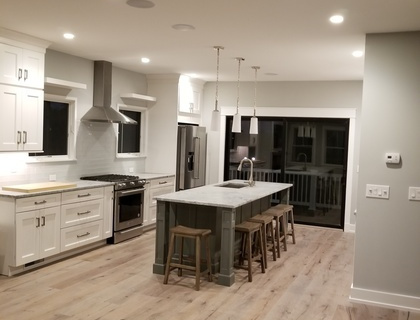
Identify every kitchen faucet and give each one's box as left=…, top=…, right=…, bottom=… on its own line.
left=237, top=157, right=255, bottom=187
left=296, top=152, right=308, bottom=171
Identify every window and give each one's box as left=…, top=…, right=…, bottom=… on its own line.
left=324, top=127, right=345, bottom=165
left=28, top=94, right=76, bottom=162
left=291, top=126, right=313, bottom=163
left=116, top=105, right=146, bottom=158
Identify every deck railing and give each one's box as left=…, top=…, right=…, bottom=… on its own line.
left=228, top=167, right=342, bottom=209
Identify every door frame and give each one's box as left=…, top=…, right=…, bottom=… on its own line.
left=218, top=106, right=357, bottom=232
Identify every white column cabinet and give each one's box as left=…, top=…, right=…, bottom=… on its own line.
left=0, top=84, right=44, bottom=151
left=0, top=43, right=45, bottom=89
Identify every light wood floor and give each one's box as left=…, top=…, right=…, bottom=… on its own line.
left=0, top=225, right=418, bottom=320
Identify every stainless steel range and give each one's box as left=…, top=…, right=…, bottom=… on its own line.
left=81, top=174, right=146, bottom=243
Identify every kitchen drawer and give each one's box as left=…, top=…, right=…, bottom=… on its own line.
left=61, top=187, right=103, bottom=204
left=150, top=185, right=174, bottom=206
left=61, top=199, right=103, bottom=228
left=150, top=176, right=174, bottom=188
left=16, top=193, right=61, bottom=212
left=60, top=220, right=103, bottom=252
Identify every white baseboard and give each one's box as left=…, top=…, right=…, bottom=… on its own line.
left=345, top=223, right=355, bottom=233
left=350, top=284, right=420, bottom=313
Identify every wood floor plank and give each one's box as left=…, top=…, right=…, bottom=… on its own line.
left=0, top=225, right=417, bottom=320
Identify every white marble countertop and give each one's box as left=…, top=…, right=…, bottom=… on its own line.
left=135, top=172, right=175, bottom=180
left=0, top=180, right=114, bottom=199
left=155, top=180, right=293, bottom=208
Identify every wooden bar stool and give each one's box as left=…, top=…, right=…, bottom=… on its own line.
left=272, top=204, right=296, bottom=244
left=248, top=214, right=277, bottom=266
left=163, top=225, right=212, bottom=291
left=262, top=207, right=288, bottom=257
left=235, top=221, right=265, bottom=282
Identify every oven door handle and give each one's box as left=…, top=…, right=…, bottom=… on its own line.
left=116, top=188, right=144, bottom=196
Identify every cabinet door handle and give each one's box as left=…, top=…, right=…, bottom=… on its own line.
left=159, top=181, right=167, bottom=185
left=41, top=216, right=46, bottom=226
left=18, top=68, right=22, bottom=80
left=17, top=131, right=22, bottom=144
left=77, top=193, right=91, bottom=198
left=23, top=131, right=27, bottom=144
left=34, top=200, right=47, bottom=205
left=24, top=69, right=28, bottom=81
left=35, top=217, right=40, bottom=228
left=77, top=210, right=91, bottom=216
left=77, top=232, right=90, bottom=238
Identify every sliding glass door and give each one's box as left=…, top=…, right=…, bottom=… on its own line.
left=224, top=116, right=349, bottom=229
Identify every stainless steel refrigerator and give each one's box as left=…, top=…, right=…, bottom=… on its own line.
left=176, top=125, right=207, bottom=191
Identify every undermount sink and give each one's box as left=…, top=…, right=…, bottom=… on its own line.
left=217, top=182, right=248, bottom=189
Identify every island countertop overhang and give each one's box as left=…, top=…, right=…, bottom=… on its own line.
left=154, top=180, right=293, bottom=209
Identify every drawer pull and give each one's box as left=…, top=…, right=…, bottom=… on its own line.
left=34, top=200, right=47, bottom=205
left=77, top=210, right=91, bottom=216
left=159, top=181, right=167, bottom=185
left=77, top=193, right=91, bottom=198
left=77, top=232, right=90, bottom=238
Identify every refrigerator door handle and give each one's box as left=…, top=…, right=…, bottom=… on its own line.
left=192, top=137, right=200, bottom=179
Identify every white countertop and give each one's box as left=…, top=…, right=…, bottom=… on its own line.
left=135, top=172, right=175, bottom=180
left=0, top=180, right=114, bottom=199
left=155, top=180, right=293, bottom=209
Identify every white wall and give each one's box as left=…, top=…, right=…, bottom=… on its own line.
left=350, top=31, right=420, bottom=311
left=145, top=74, right=179, bottom=174
left=0, top=50, right=148, bottom=185
left=202, top=80, right=363, bottom=229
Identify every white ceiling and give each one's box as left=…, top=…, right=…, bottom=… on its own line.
left=1, top=0, right=419, bottom=82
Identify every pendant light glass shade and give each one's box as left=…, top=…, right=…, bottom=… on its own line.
left=232, top=112, right=242, bottom=133
left=210, top=46, right=224, bottom=131
left=232, top=57, right=244, bottom=133
left=211, top=109, right=220, bottom=131
left=249, top=66, right=260, bottom=135
left=250, top=116, right=258, bottom=134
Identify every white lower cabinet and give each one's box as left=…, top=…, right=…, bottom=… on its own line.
left=60, top=220, right=102, bottom=252
left=0, top=185, right=113, bottom=276
left=15, top=206, right=60, bottom=266
left=60, top=187, right=108, bottom=251
left=143, top=176, right=175, bottom=227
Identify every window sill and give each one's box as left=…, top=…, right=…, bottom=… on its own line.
left=116, top=153, right=146, bottom=159
left=26, top=156, right=77, bottom=164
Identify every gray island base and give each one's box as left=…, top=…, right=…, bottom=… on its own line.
left=153, top=180, right=292, bottom=287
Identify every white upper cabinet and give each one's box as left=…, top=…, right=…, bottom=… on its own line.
left=0, top=84, right=44, bottom=151
left=0, top=43, right=45, bottom=89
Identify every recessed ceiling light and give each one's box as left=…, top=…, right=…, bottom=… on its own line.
left=126, top=0, right=155, bottom=8
left=352, top=50, right=364, bottom=58
left=63, top=33, right=75, bottom=40
left=141, top=57, right=150, bottom=63
left=172, top=24, right=195, bottom=31
left=329, top=15, right=344, bottom=24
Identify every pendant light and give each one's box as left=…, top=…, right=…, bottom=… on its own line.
left=250, top=66, right=260, bottom=134
left=232, top=57, right=244, bottom=133
left=210, top=46, right=224, bottom=131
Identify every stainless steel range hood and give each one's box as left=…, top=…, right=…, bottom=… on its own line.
left=81, top=61, right=137, bottom=124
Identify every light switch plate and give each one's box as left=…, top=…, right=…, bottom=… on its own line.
left=366, top=184, right=390, bottom=199
left=408, top=187, right=420, bottom=201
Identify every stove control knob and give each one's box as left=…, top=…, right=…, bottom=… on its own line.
left=118, top=183, right=126, bottom=188
left=130, top=181, right=135, bottom=186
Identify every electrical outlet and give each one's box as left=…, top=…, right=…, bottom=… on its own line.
left=129, top=167, right=134, bottom=173
left=49, top=174, right=57, bottom=181
left=366, top=184, right=390, bottom=199
left=408, top=187, right=420, bottom=201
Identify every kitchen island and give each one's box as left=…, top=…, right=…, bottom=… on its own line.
left=153, top=180, right=293, bottom=286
